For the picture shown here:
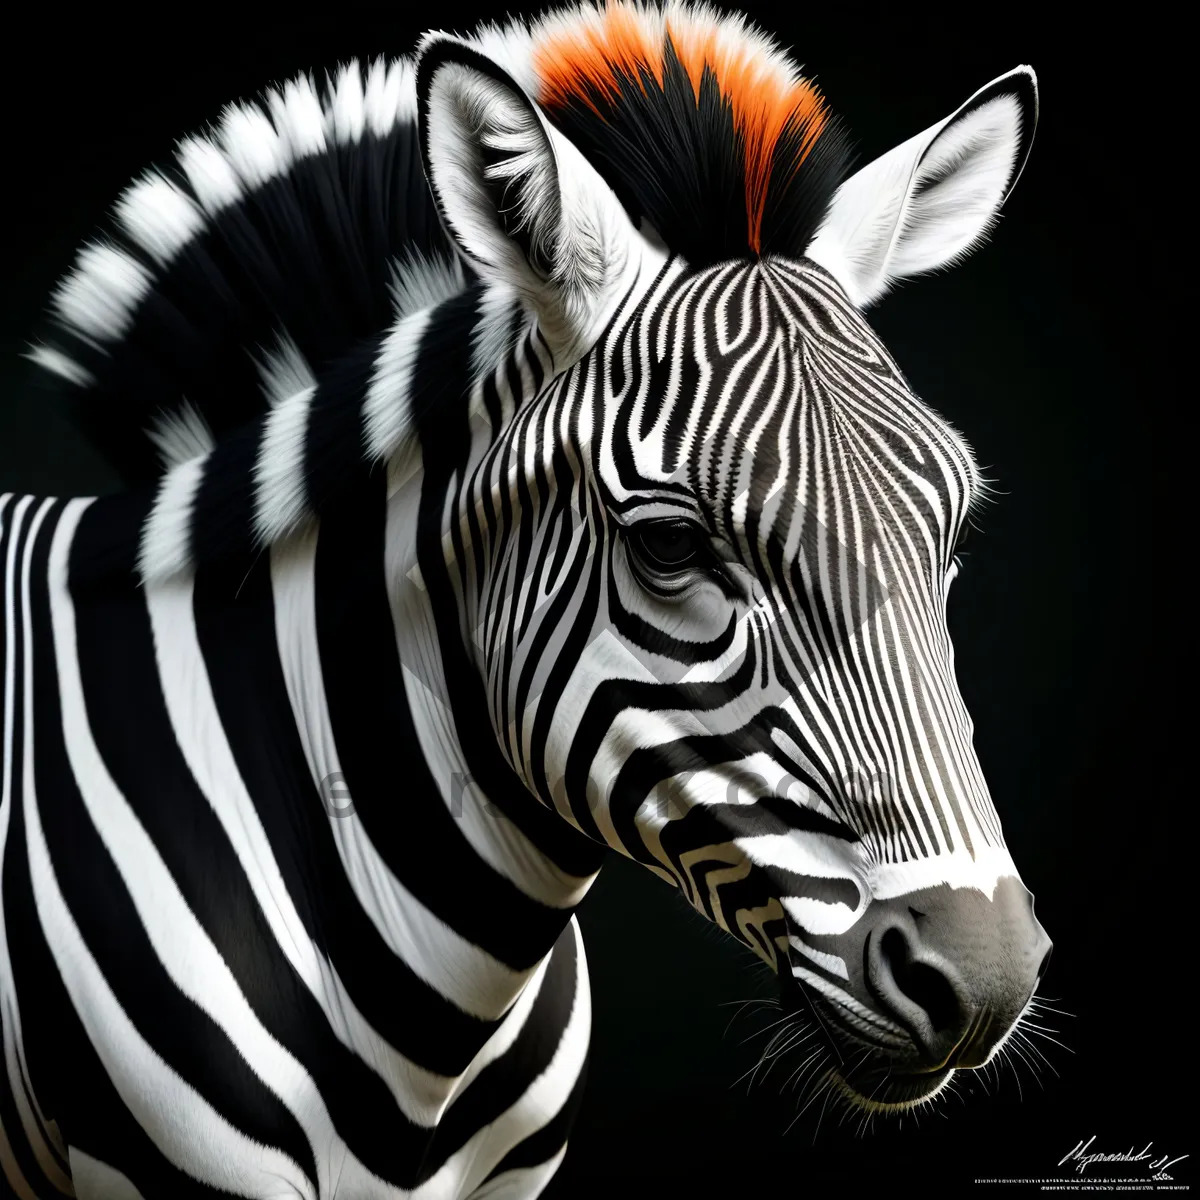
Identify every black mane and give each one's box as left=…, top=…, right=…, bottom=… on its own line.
left=27, top=62, right=455, bottom=489
left=537, top=28, right=852, bottom=267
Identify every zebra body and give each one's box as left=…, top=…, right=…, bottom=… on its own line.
left=0, top=479, right=594, bottom=1197
left=3, top=3, right=1051, bottom=1196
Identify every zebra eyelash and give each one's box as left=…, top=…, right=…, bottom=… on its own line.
left=621, top=519, right=743, bottom=600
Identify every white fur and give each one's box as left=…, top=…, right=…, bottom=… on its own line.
left=420, top=61, right=557, bottom=280
left=145, top=399, right=216, bottom=469
left=217, top=102, right=288, bottom=190
left=405, top=920, right=589, bottom=1197
left=527, top=0, right=801, bottom=96
left=255, top=330, right=317, bottom=409
left=788, top=935, right=850, bottom=981
left=460, top=21, right=539, bottom=96
left=137, top=457, right=205, bottom=581
left=267, top=530, right=534, bottom=1022
left=114, top=171, right=205, bottom=268
left=325, top=62, right=367, bottom=145
left=478, top=109, right=560, bottom=270
left=25, top=752, right=319, bottom=1197
left=387, top=249, right=466, bottom=321
left=265, top=75, right=328, bottom=161
left=418, top=37, right=652, bottom=361
left=363, top=310, right=430, bottom=461
left=24, top=345, right=93, bottom=388
left=871, top=845, right=1020, bottom=902
left=471, top=283, right=522, bottom=386
left=176, top=134, right=243, bottom=215
left=48, top=242, right=151, bottom=343
left=253, top=385, right=315, bottom=546
left=807, top=68, right=1036, bottom=308
left=363, top=58, right=416, bottom=138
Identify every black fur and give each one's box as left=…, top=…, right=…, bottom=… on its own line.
left=29, top=21, right=853, bottom=494
left=541, top=33, right=852, bottom=267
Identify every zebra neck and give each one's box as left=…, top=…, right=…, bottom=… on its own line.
left=393, top=492, right=602, bottom=900
left=117, top=269, right=607, bottom=1015
left=257, top=464, right=603, bottom=1030
left=47, top=486, right=576, bottom=1115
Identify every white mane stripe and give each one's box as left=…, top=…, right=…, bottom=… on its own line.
left=38, top=59, right=423, bottom=370
left=114, top=172, right=205, bottom=268
left=256, top=331, right=318, bottom=410
left=25, top=345, right=94, bottom=388
left=387, top=250, right=467, bottom=323
left=266, top=77, right=327, bottom=162
left=145, top=400, right=217, bottom=470
left=49, top=242, right=151, bottom=344
left=363, top=311, right=431, bottom=463
left=137, top=457, right=205, bottom=582
left=176, top=134, right=244, bottom=216
left=253, top=386, right=317, bottom=547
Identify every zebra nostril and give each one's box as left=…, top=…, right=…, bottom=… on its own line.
left=879, top=927, right=962, bottom=1037
left=861, top=882, right=1051, bottom=1071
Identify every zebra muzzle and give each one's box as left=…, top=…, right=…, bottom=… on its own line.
left=795, top=876, right=1052, bottom=1082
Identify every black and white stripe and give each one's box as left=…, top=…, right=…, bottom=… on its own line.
left=4, top=4, right=1049, bottom=1194
left=1, top=484, right=594, bottom=1197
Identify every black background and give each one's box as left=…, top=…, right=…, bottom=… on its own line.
left=0, top=4, right=1182, bottom=1198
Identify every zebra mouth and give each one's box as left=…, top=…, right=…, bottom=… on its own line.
left=829, top=1061, right=956, bottom=1111
left=776, top=978, right=956, bottom=1112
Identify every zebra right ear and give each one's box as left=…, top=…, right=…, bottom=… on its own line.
left=806, top=67, right=1038, bottom=308
left=416, top=37, right=634, bottom=336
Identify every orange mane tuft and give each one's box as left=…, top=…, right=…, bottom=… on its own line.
left=533, top=2, right=831, bottom=254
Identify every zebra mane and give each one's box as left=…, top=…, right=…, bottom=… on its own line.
left=26, top=0, right=853, bottom=584
left=525, top=1, right=852, bottom=265
left=28, top=57, right=466, bottom=489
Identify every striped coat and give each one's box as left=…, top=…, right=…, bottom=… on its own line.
left=2, top=3, right=1049, bottom=1196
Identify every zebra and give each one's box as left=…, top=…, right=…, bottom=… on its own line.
left=0, top=1, right=1053, bottom=1196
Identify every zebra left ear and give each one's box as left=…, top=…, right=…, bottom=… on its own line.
left=807, top=67, right=1038, bottom=308
left=416, top=37, right=633, bottom=336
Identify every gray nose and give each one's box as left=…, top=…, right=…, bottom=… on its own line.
left=861, top=877, right=1051, bottom=1069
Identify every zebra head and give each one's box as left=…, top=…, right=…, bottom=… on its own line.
left=416, top=7, right=1049, bottom=1112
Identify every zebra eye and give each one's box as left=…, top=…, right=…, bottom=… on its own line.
left=631, top=520, right=705, bottom=572
left=954, top=522, right=969, bottom=554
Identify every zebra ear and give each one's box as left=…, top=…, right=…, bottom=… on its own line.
left=807, top=67, right=1038, bottom=308
left=416, top=37, right=629, bottom=323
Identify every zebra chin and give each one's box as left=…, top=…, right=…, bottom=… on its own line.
left=779, top=876, right=1053, bottom=1113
